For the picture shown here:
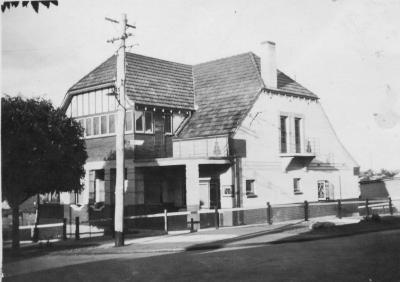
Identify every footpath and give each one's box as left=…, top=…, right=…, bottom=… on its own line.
left=4, top=215, right=363, bottom=256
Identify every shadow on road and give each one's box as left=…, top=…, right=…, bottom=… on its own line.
left=272, top=216, right=400, bottom=245
left=186, top=216, right=400, bottom=251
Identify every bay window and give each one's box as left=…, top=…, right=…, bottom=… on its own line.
left=93, top=116, right=100, bottom=135
left=109, top=114, right=115, bottom=133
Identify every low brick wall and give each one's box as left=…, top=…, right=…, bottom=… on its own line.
left=125, top=217, right=164, bottom=231
left=167, top=215, right=188, bottom=231
left=200, top=213, right=217, bottom=229
left=243, top=208, right=268, bottom=225
left=272, top=204, right=304, bottom=223
left=309, top=203, right=337, bottom=218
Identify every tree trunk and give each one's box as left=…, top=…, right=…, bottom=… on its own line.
left=12, top=206, right=20, bottom=249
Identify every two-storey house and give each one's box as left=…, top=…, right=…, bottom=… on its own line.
left=60, top=41, right=360, bottom=221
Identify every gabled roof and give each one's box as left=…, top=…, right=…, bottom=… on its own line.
left=68, top=53, right=194, bottom=110
left=66, top=51, right=318, bottom=139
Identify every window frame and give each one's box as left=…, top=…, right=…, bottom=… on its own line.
left=293, top=178, right=302, bottom=194
left=125, top=111, right=134, bottom=133
left=280, top=115, right=288, bottom=153
left=134, top=110, right=144, bottom=133
left=134, top=110, right=154, bottom=134
left=144, top=111, right=154, bottom=133
left=164, top=113, right=173, bottom=135
left=245, top=179, right=257, bottom=198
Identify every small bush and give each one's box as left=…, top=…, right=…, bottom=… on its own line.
left=362, top=213, right=381, bottom=223
left=312, top=222, right=335, bottom=230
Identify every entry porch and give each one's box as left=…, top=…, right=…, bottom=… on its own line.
left=60, top=157, right=235, bottom=220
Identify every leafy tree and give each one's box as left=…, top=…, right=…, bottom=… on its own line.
left=360, top=168, right=399, bottom=181
left=1, top=95, right=87, bottom=249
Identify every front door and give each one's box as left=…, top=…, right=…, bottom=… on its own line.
left=199, top=180, right=210, bottom=209
left=210, top=179, right=221, bottom=209
left=318, top=180, right=333, bottom=200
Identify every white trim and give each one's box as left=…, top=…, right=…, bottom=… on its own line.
left=84, top=157, right=230, bottom=170
left=19, top=223, right=63, bottom=230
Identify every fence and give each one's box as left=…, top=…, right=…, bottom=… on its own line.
left=7, top=197, right=400, bottom=242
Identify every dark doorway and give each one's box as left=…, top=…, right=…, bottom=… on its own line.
left=210, top=179, right=221, bottom=209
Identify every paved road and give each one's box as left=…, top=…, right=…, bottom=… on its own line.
left=4, top=223, right=400, bottom=282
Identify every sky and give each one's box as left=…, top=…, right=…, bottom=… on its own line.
left=2, top=0, right=400, bottom=171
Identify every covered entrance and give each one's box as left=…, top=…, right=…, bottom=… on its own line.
left=142, top=166, right=186, bottom=212
left=199, top=178, right=221, bottom=209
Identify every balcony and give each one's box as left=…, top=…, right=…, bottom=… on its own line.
left=279, top=138, right=317, bottom=158
left=173, top=136, right=229, bottom=159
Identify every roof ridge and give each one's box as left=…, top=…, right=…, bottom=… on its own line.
left=126, top=52, right=192, bottom=68
left=193, top=52, right=255, bottom=67
left=248, top=52, right=265, bottom=89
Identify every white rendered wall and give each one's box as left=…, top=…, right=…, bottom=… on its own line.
left=235, top=91, right=360, bottom=206
left=219, top=166, right=234, bottom=209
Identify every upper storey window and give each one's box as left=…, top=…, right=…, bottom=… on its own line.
left=280, top=116, right=288, bottom=153
left=279, top=113, right=305, bottom=154
left=164, top=114, right=172, bottom=134
left=67, top=88, right=117, bottom=118
left=135, top=110, right=153, bottom=134
left=294, top=117, right=302, bottom=153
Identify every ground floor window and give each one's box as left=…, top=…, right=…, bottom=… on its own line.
left=74, top=192, right=84, bottom=205
left=293, top=178, right=302, bottom=194
left=246, top=179, right=256, bottom=198
left=89, top=169, right=105, bottom=204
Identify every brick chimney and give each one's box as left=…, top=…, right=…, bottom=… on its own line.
left=260, top=40, right=277, bottom=89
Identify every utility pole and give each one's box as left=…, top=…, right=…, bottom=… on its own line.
left=106, top=13, right=135, bottom=247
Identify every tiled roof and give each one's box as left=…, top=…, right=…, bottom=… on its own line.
left=68, top=53, right=194, bottom=110
left=68, top=55, right=116, bottom=92
left=277, top=70, right=318, bottom=99
left=67, top=51, right=318, bottom=138
left=252, top=54, right=318, bottom=99
left=178, top=53, right=263, bottom=138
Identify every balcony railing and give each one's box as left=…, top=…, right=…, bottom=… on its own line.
left=173, top=137, right=229, bottom=158
left=280, top=137, right=317, bottom=157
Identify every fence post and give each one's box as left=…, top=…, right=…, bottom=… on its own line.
left=337, top=200, right=342, bottom=219
left=389, top=197, right=393, bottom=216
left=267, top=202, right=272, bottom=225
left=164, top=209, right=168, bottom=233
left=190, top=218, right=194, bottom=233
left=214, top=206, right=219, bottom=229
left=62, top=218, right=67, bottom=241
left=304, top=200, right=309, bottom=221
left=32, top=225, right=39, bottom=242
left=365, top=199, right=369, bottom=217
left=75, top=216, right=80, bottom=240
left=111, top=217, right=115, bottom=238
